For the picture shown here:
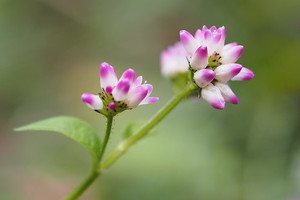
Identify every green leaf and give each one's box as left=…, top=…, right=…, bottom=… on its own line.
left=123, top=121, right=159, bottom=139
left=123, top=121, right=145, bottom=139
left=15, top=116, right=101, bottom=167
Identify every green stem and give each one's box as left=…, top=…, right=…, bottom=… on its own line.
left=99, top=115, right=114, bottom=161
left=100, top=83, right=197, bottom=170
left=64, top=170, right=99, bottom=200
left=64, top=84, right=197, bottom=199
left=64, top=115, right=114, bottom=200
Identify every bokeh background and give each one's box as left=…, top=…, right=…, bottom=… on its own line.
left=1, top=0, right=300, bottom=199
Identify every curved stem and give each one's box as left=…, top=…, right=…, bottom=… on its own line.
left=64, top=115, right=114, bottom=200
left=64, top=170, right=99, bottom=200
left=64, top=84, right=197, bottom=200
left=100, top=84, right=197, bottom=170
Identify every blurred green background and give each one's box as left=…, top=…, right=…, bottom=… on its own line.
left=1, top=0, right=300, bottom=199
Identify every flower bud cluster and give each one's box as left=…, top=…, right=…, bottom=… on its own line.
left=81, top=62, right=158, bottom=116
left=161, top=25, right=254, bottom=109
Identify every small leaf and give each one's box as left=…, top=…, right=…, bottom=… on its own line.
left=123, top=121, right=159, bottom=139
left=123, top=121, right=145, bottom=139
left=171, top=73, right=189, bottom=95
left=15, top=116, right=101, bottom=167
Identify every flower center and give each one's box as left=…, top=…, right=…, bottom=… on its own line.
left=99, top=88, right=128, bottom=115
left=207, top=52, right=222, bottom=70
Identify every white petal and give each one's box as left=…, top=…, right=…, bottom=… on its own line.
left=160, top=42, right=189, bottom=77
left=221, top=45, right=244, bottom=64
left=81, top=93, right=103, bottom=110
left=202, top=28, right=222, bottom=55
left=180, top=30, right=199, bottom=54
left=194, top=29, right=203, bottom=42
left=231, top=67, right=254, bottom=81
left=215, top=64, right=242, bottom=83
left=112, top=80, right=130, bottom=101
left=99, top=62, right=118, bottom=89
left=126, top=86, right=148, bottom=108
left=190, top=46, right=208, bottom=70
left=139, top=97, right=159, bottom=105
left=201, top=84, right=225, bottom=110
left=193, top=69, right=215, bottom=88
left=215, top=82, right=239, bottom=104
left=216, top=26, right=226, bottom=51
left=119, top=68, right=135, bottom=84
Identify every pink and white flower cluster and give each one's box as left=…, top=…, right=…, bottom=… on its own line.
left=81, top=62, right=158, bottom=114
left=161, top=25, right=254, bottom=109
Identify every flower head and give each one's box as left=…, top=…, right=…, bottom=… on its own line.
left=160, top=42, right=190, bottom=78
left=82, top=62, right=159, bottom=116
left=160, top=26, right=254, bottom=109
left=178, top=25, right=254, bottom=109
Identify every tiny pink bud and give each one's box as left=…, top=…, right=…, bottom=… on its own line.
left=106, top=86, right=113, bottom=94
left=108, top=102, right=116, bottom=110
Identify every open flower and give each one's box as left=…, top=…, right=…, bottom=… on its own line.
left=179, top=25, right=254, bottom=109
left=82, top=62, right=159, bottom=115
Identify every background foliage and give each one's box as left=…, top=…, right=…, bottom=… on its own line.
left=1, top=0, right=300, bottom=199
